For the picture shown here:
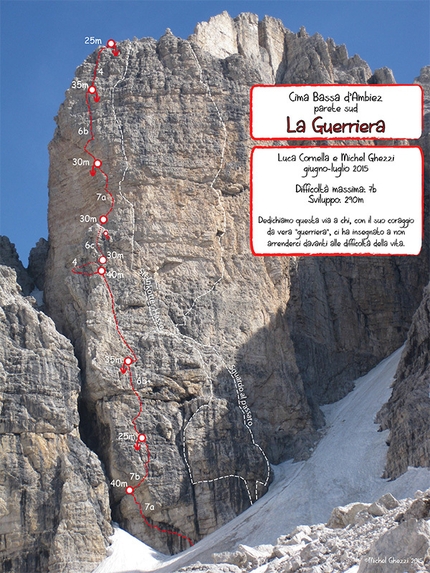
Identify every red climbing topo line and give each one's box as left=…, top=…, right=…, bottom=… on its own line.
left=133, top=436, right=150, bottom=487
left=102, top=276, right=138, bottom=362
left=131, top=495, right=194, bottom=546
left=97, top=167, right=114, bottom=219
left=71, top=40, right=194, bottom=549
left=71, top=261, right=98, bottom=275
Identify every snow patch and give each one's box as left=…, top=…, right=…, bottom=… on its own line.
left=92, top=347, right=430, bottom=573
left=29, top=287, right=44, bottom=307
left=92, top=525, right=168, bottom=573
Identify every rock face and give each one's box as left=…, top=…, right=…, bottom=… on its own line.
left=0, top=265, right=112, bottom=572
left=416, top=66, right=430, bottom=139
left=286, top=256, right=426, bottom=404
left=378, top=283, right=430, bottom=478
left=191, top=12, right=372, bottom=83
left=28, top=237, right=49, bottom=291
left=44, top=11, right=429, bottom=553
left=0, top=236, right=34, bottom=295
left=375, top=66, right=430, bottom=479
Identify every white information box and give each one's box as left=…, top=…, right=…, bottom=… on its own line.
left=251, top=146, right=423, bottom=256
left=251, top=85, right=423, bottom=140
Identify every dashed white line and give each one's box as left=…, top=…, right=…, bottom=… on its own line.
left=132, top=41, right=271, bottom=507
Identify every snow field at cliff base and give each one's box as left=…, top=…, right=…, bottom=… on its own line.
left=93, top=347, right=430, bottom=573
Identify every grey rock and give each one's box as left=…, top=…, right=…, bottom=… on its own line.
left=285, top=555, right=302, bottom=573
left=353, top=511, right=373, bottom=526
left=368, top=67, right=396, bottom=84
left=377, top=493, right=399, bottom=511
left=299, top=540, right=321, bottom=561
left=28, top=237, right=49, bottom=290
left=178, top=565, right=242, bottom=573
left=212, top=544, right=270, bottom=570
left=272, top=545, right=299, bottom=559
left=368, top=503, right=387, bottom=517
left=284, top=531, right=313, bottom=546
left=191, top=11, right=373, bottom=84
left=378, top=284, right=430, bottom=478
left=212, top=550, right=248, bottom=568
left=326, top=502, right=371, bottom=529
left=289, top=525, right=312, bottom=538
left=401, top=491, right=430, bottom=521
left=194, top=492, right=430, bottom=573
left=415, top=66, right=430, bottom=135
left=357, top=519, right=430, bottom=573
left=0, top=265, right=112, bottom=573
left=45, top=17, right=323, bottom=552
left=43, top=10, right=429, bottom=554
left=287, top=256, right=429, bottom=405
left=0, top=235, right=33, bottom=295
left=288, top=62, right=430, bottom=408
left=266, top=554, right=302, bottom=573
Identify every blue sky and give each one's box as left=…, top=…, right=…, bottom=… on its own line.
left=1, top=0, right=429, bottom=264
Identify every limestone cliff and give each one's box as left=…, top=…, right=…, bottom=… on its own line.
left=190, top=11, right=372, bottom=83
left=378, top=283, right=430, bottom=478
left=376, top=66, right=430, bottom=479
left=0, top=236, right=34, bottom=296
left=0, top=265, right=112, bottom=572
left=42, top=11, right=429, bottom=555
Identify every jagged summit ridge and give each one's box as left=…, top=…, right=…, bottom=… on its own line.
left=190, top=11, right=374, bottom=84
left=44, top=11, right=428, bottom=555
left=0, top=10, right=427, bottom=571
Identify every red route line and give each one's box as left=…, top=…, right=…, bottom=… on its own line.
left=98, top=168, right=114, bottom=218
left=132, top=495, right=194, bottom=546
left=102, top=276, right=138, bottom=362
left=72, top=261, right=98, bottom=275
left=91, top=46, right=107, bottom=86
left=95, top=226, right=104, bottom=256
left=71, top=41, right=194, bottom=549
